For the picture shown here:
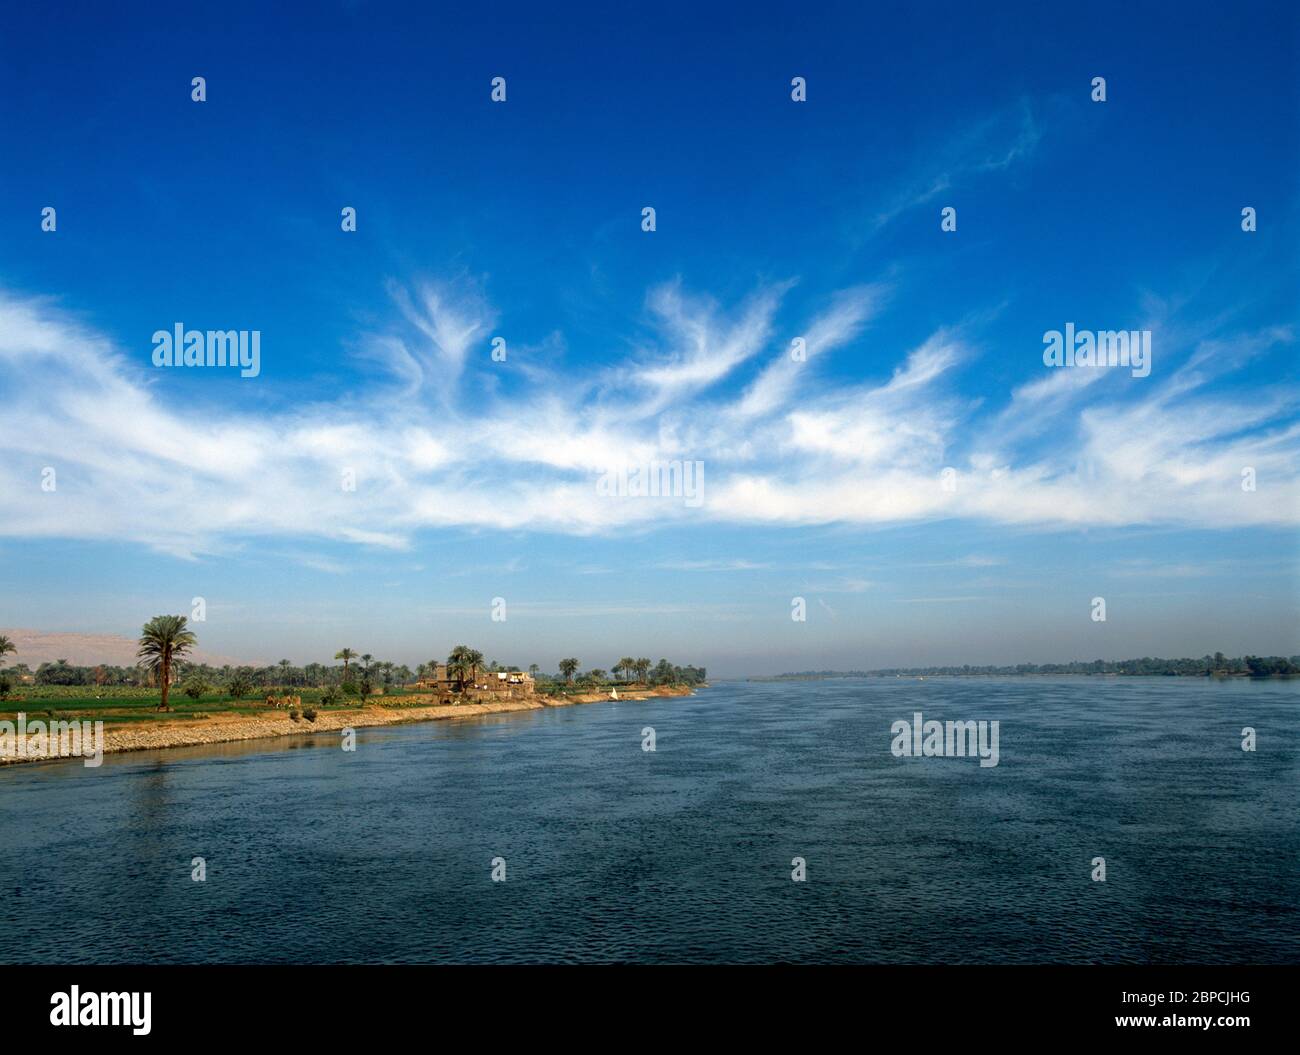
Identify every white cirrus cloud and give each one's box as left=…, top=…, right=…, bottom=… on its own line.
left=0, top=279, right=1296, bottom=560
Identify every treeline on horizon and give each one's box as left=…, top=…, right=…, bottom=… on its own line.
left=760, top=654, right=1300, bottom=679
left=0, top=654, right=708, bottom=692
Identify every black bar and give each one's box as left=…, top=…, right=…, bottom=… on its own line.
left=1, top=965, right=1291, bottom=1042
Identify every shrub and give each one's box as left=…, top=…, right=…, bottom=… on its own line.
left=227, top=673, right=254, bottom=699
left=0, top=675, right=10, bottom=700
left=302, top=708, right=318, bottom=722
left=182, top=677, right=209, bottom=701
left=288, top=709, right=300, bottom=721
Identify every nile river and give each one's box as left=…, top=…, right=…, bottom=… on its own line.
left=0, top=677, right=1296, bottom=963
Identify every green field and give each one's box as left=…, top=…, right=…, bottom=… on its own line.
left=0, top=685, right=431, bottom=724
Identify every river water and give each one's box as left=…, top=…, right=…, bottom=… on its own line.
left=0, top=677, right=1295, bottom=963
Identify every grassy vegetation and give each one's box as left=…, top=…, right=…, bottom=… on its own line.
left=0, top=685, right=433, bottom=724
left=0, top=681, right=698, bottom=725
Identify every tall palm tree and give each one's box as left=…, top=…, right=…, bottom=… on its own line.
left=466, top=648, right=484, bottom=688
left=278, top=658, right=292, bottom=687
left=335, top=647, right=356, bottom=680
left=137, top=615, right=197, bottom=712
left=616, top=657, right=636, bottom=682
left=559, top=657, right=580, bottom=684
left=0, top=635, right=16, bottom=666
left=635, top=658, right=651, bottom=684
left=447, top=645, right=473, bottom=691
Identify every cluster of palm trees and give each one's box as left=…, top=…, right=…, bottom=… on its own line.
left=132, top=623, right=507, bottom=707
left=132, top=624, right=407, bottom=706
left=130, top=623, right=515, bottom=707
left=555, top=657, right=652, bottom=685
left=337, top=644, right=500, bottom=693
left=331, top=650, right=405, bottom=694
left=333, top=648, right=381, bottom=688
left=445, top=645, right=485, bottom=691
left=615, top=658, right=653, bottom=684
left=336, top=650, right=439, bottom=692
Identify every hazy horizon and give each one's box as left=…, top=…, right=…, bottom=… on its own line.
left=2, top=622, right=1296, bottom=682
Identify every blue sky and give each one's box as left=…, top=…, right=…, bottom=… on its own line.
left=0, top=1, right=1297, bottom=675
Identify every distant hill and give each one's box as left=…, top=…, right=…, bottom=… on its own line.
left=0, top=628, right=253, bottom=669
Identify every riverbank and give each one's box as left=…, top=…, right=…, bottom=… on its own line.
left=0, top=685, right=697, bottom=767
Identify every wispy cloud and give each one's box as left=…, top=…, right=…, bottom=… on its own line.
left=655, top=559, right=770, bottom=572
left=871, top=99, right=1041, bottom=230
left=0, top=271, right=1296, bottom=560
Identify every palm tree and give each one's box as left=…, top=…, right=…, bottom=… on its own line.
left=0, top=636, right=15, bottom=700
left=616, top=657, right=636, bottom=682
left=137, top=615, right=197, bottom=712
left=635, top=658, right=651, bottom=684
left=447, top=645, right=474, bottom=692
left=558, top=657, right=580, bottom=684
left=278, top=659, right=292, bottom=687
left=335, top=647, right=356, bottom=680
left=528, top=664, right=539, bottom=678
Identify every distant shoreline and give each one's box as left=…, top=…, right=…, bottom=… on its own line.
left=747, top=653, right=1299, bottom=681
left=750, top=671, right=1297, bottom=682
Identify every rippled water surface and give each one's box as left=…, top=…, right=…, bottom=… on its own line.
left=1, top=678, right=1296, bottom=963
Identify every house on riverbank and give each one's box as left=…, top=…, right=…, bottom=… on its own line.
left=414, top=664, right=536, bottom=698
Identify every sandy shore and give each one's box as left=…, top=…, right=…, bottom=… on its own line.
left=0, top=685, right=695, bottom=767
